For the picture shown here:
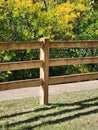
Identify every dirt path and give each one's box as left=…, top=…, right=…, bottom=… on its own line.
left=0, top=80, right=98, bottom=101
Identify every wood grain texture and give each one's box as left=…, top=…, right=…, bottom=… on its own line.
left=49, top=72, right=98, bottom=85
left=40, top=38, right=49, bottom=105
left=0, top=78, right=42, bottom=91
left=0, top=42, right=42, bottom=50
left=49, top=41, right=98, bottom=48
left=0, top=60, right=43, bottom=72
left=49, top=57, right=98, bottom=66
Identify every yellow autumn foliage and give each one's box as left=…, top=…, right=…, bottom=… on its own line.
left=0, top=0, right=42, bottom=11
left=55, top=1, right=89, bottom=23
left=54, top=1, right=89, bottom=39
left=0, top=0, right=90, bottom=40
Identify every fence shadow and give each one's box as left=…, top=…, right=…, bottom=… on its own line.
left=0, top=96, right=98, bottom=129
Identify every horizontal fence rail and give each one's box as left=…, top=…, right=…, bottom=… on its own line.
left=49, top=72, right=98, bottom=85
left=0, top=38, right=98, bottom=105
left=49, top=40, right=98, bottom=48
left=49, top=56, right=98, bottom=66
left=0, top=42, right=42, bottom=50
left=0, top=78, right=42, bottom=91
left=0, top=60, right=43, bottom=72
left=1, top=56, right=98, bottom=72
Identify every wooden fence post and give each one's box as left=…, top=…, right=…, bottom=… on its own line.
left=40, top=38, right=49, bottom=105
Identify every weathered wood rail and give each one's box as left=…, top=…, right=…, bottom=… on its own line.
left=0, top=38, right=98, bottom=105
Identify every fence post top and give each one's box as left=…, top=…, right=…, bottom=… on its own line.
left=40, top=38, right=49, bottom=43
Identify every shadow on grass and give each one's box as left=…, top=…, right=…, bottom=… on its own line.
left=0, top=97, right=98, bottom=129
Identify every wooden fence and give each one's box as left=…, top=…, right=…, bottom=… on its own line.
left=0, top=38, right=98, bottom=105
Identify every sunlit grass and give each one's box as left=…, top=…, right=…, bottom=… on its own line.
left=0, top=88, right=98, bottom=130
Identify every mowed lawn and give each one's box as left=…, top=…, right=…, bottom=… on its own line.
left=0, top=88, right=98, bottom=130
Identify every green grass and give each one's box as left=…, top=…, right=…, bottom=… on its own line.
left=0, top=88, right=98, bottom=130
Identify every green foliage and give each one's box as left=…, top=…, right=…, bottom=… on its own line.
left=89, top=0, right=98, bottom=11
left=74, top=11, right=98, bottom=40
left=0, top=0, right=89, bottom=41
